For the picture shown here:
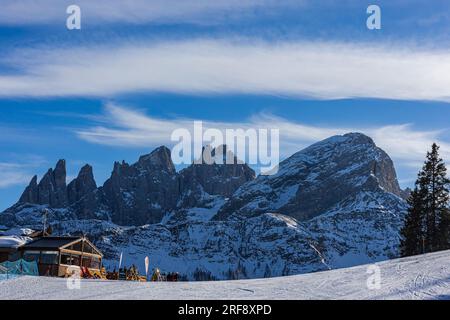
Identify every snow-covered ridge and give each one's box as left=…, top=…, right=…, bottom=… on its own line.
left=0, top=133, right=408, bottom=280
left=215, top=132, right=404, bottom=221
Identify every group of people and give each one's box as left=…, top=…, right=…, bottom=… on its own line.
left=107, top=264, right=141, bottom=281
left=107, top=265, right=179, bottom=282
left=150, top=267, right=179, bottom=282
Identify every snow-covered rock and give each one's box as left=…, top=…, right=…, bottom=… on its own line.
left=215, top=133, right=404, bottom=221
left=0, top=133, right=408, bottom=280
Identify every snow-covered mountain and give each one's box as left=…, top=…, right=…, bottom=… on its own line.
left=215, top=133, right=406, bottom=221
left=0, top=133, right=408, bottom=280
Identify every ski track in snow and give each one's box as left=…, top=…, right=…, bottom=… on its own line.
left=1, top=250, right=450, bottom=300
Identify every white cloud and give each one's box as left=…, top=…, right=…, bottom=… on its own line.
left=369, top=124, right=450, bottom=162
left=0, top=0, right=300, bottom=25
left=2, top=39, right=450, bottom=101
left=76, top=104, right=450, bottom=176
left=0, top=154, right=48, bottom=189
left=0, top=163, right=34, bottom=188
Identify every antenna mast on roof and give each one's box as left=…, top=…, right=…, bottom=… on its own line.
left=42, top=209, right=48, bottom=237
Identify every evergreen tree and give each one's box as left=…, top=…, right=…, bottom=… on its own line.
left=400, top=143, right=449, bottom=257
left=400, top=186, right=425, bottom=256
left=421, top=144, right=449, bottom=251
left=438, top=208, right=450, bottom=250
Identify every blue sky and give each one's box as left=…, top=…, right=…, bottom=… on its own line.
left=1, top=0, right=450, bottom=210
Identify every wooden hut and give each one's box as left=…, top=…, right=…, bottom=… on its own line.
left=20, top=236, right=103, bottom=277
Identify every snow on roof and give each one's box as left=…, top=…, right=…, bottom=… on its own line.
left=2, top=228, right=35, bottom=237
left=0, top=236, right=28, bottom=249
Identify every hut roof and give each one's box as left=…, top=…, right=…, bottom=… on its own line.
left=21, top=236, right=103, bottom=257
left=22, top=236, right=81, bottom=250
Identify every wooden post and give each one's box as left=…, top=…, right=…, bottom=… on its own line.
left=80, top=239, right=84, bottom=267
left=42, top=209, right=48, bottom=237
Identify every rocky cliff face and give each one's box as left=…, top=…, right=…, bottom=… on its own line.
left=214, top=133, right=403, bottom=221
left=19, top=159, right=68, bottom=207
left=18, top=175, right=38, bottom=204
left=178, top=145, right=256, bottom=208
left=100, top=146, right=178, bottom=225
left=67, top=164, right=97, bottom=205
left=12, top=145, right=255, bottom=226
left=0, top=133, right=408, bottom=280
left=67, top=164, right=102, bottom=220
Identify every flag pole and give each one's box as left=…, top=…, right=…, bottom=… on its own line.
left=118, top=251, right=123, bottom=270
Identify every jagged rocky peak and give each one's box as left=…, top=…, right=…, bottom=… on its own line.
left=198, top=144, right=240, bottom=164
left=345, top=132, right=402, bottom=195
left=18, top=160, right=99, bottom=209
left=19, top=159, right=68, bottom=208
left=137, top=146, right=176, bottom=173
left=67, top=164, right=97, bottom=205
left=194, top=144, right=255, bottom=176
left=19, top=175, right=38, bottom=204
left=53, top=159, right=67, bottom=190
left=2, top=134, right=410, bottom=279
left=281, top=132, right=402, bottom=195
left=79, top=163, right=95, bottom=179
left=178, top=145, right=256, bottom=204
left=67, top=164, right=105, bottom=220
left=215, top=132, right=403, bottom=221
left=108, top=146, right=175, bottom=178
left=10, top=134, right=403, bottom=228
left=111, top=160, right=129, bottom=176
left=40, top=159, right=67, bottom=206
left=101, top=147, right=179, bottom=226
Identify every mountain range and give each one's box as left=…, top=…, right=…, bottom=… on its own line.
left=0, top=133, right=409, bottom=280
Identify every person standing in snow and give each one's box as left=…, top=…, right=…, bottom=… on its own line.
left=151, top=268, right=161, bottom=281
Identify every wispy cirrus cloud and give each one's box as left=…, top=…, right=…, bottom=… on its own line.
left=0, top=163, right=32, bottom=188
left=0, top=155, right=48, bottom=188
left=76, top=103, right=450, bottom=174
left=2, top=39, right=450, bottom=101
left=0, top=162, right=44, bottom=189
left=0, top=0, right=302, bottom=26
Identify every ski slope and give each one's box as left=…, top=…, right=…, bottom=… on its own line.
left=1, top=250, right=449, bottom=300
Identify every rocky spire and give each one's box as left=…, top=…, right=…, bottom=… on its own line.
left=54, top=160, right=66, bottom=188
left=53, top=159, right=68, bottom=206
left=178, top=145, right=256, bottom=207
left=17, top=160, right=68, bottom=207
left=10, top=134, right=408, bottom=230
left=67, top=164, right=97, bottom=205
left=19, top=175, right=38, bottom=204
left=137, top=146, right=176, bottom=174
left=102, top=146, right=179, bottom=226
left=37, top=159, right=68, bottom=207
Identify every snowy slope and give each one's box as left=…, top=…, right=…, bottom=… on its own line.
left=1, top=250, right=449, bottom=300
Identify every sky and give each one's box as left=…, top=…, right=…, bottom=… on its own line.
left=1, top=0, right=450, bottom=211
